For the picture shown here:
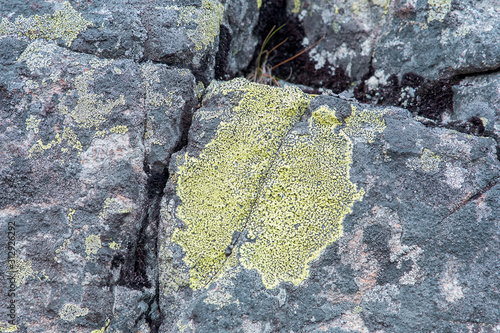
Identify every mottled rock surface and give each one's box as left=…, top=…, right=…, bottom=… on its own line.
left=158, top=79, right=500, bottom=332
left=0, top=0, right=260, bottom=83
left=1, top=0, right=500, bottom=332
left=0, top=39, right=196, bottom=332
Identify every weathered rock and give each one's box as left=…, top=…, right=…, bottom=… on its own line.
left=1, top=0, right=500, bottom=331
left=278, top=0, right=500, bottom=115
left=289, top=0, right=390, bottom=81
left=158, top=78, right=500, bottom=332
left=373, top=0, right=500, bottom=80
left=0, top=0, right=230, bottom=81
left=452, top=72, right=500, bottom=143
left=218, top=0, right=260, bottom=79
left=0, top=39, right=196, bottom=332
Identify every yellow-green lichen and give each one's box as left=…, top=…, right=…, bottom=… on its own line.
left=85, top=235, right=101, bottom=260
left=110, top=125, right=129, bottom=134
left=203, top=255, right=240, bottom=309
left=54, top=239, right=71, bottom=262
left=62, top=127, right=83, bottom=151
left=172, top=80, right=390, bottom=290
left=0, top=1, right=92, bottom=46
left=343, top=104, right=387, bottom=143
left=240, top=105, right=364, bottom=288
left=68, top=208, right=76, bottom=222
left=167, top=0, right=224, bottom=51
left=420, top=148, right=442, bottom=172
left=26, top=115, right=41, bottom=133
left=0, top=322, right=17, bottom=332
left=64, top=70, right=125, bottom=129
left=99, top=197, right=133, bottom=220
left=172, top=80, right=311, bottom=289
left=292, top=0, right=301, bottom=13
left=196, top=81, right=205, bottom=100
left=28, top=133, right=62, bottom=158
left=352, top=305, right=363, bottom=314
left=406, top=148, right=442, bottom=172
left=59, top=303, right=89, bottom=322
left=177, top=319, right=194, bottom=332
left=141, top=63, right=186, bottom=113
left=7, top=256, right=35, bottom=287
left=427, top=0, right=452, bottom=23
left=18, top=41, right=125, bottom=130
left=159, top=199, right=191, bottom=295
left=90, top=319, right=110, bottom=333
left=257, top=0, right=263, bottom=9
left=109, top=241, right=121, bottom=250
left=372, top=0, right=390, bottom=12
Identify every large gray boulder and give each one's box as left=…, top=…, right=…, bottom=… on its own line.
left=0, top=39, right=196, bottom=332
left=158, top=78, right=500, bottom=332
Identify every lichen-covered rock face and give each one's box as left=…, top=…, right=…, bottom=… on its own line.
left=286, top=0, right=500, bottom=101
left=0, top=38, right=196, bottom=332
left=1, top=0, right=500, bottom=331
left=373, top=0, right=500, bottom=79
left=452, top=72, right=500, bottom=143
left=290, top=0, right=390, bottom=81
left=158, top=78, right=500, bottom=332
left=0, top=0, right=258, bottom=82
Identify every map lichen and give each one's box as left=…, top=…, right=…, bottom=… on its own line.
left=172, top=80, right=387, bottom=289
left=172, top=80, right=311, bottom=289
left=427, top=0, right=452, bottom=23
left=0, top=1, right=92, bottom=47
left=59, top=303, right=89, bottom=322
left=240, top=105, right=365, bottom=288
left=165, top=0, right=224, bottom=51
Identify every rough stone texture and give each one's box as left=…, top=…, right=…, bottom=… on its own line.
left=158, top=79, right=500, bottom=332
left=218, top=0, right=260, bottom=79
left=451, top=72, right=500, bottom=145
left=0, top=0, right=250, bottom=83
left=373, top=0, right=500, bottom=80
left=284, top=0, right=500, bottom=107
left=290, top=0, right=390, bottom=81
left=1, top=0, right=500, bottom=332
left=0, top=38, right=196, bottom=332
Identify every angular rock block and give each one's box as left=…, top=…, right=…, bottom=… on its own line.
left=159, top=78, right=500, bottom=332
left=286, top=0, right=500, bottom=91
left=0, top=40, right=196, bottom=332
left=0, top=0, right=255, bottom=81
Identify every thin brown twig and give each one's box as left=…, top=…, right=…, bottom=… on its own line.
left=271, top=34, right=325, bottom=70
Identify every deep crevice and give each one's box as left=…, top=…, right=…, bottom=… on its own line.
left=241, top=0, right=351, bottom=94
left=113, top=75, right=194, bottom=332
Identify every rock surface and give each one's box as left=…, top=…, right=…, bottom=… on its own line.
left=158, top=79, right=500, bottom=332
left=0, top=0, right=500, bottom=332
left=0, top=0, right=259, bottom=83
left=0, top=39, right=196, bottom=332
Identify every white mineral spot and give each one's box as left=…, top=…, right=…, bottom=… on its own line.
left=444, top=163, right=465, bottom=189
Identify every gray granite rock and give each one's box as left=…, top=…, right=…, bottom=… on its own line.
left=157, top=78, right=500, bottom=332
left=0, top=40, right=196, bottom=332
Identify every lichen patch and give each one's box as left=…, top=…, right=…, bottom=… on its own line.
left=0, top=1, right=92, bottom=46
left=171, top=80, right=387, bottom=289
